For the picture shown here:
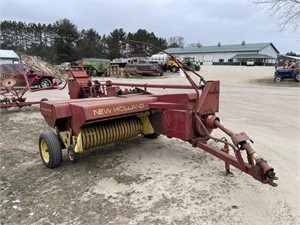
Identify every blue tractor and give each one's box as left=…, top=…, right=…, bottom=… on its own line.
left=274, top=61, right=300, bottom=83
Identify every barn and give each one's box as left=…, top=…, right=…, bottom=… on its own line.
left=165, top=41, right=279, bottom=66
left=0, top=49, right=20, bottom=64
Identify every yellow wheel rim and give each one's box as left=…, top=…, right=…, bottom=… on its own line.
left=40, top=139, right=50, bottom=163
left=68, top=149, right=74, bottom=161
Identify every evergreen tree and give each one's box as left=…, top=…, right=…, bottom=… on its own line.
left=76, top=29, right=106, bottom=58
left=105, top=28, right=127, bottom=59
left=51, top=19, right=79, bottom=63
left=1, top=19, right=169, bottom=63
left=127, top=29, right=167, bottom=56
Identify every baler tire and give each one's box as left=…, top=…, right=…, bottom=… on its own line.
left=144, top=133, right=160, bottom=139
left=68, top=145, right=79, bottom=164
left=39, top=131, right=62, bottom=168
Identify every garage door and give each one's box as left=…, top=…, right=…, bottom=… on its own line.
left=203, top=55, right=213, bottom=65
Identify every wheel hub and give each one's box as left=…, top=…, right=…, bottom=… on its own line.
left=40, top=139, right=50, bottom=163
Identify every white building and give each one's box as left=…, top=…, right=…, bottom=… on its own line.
left=165, top=41, right=279, bottom=66
left=0, top=50, right=20, bottom=64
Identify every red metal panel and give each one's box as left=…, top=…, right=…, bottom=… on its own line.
left=40, top=98, right=103, bottom=128
left=149, top=102, right=187, bottom=110
left=157, top=93, right=197, bottom=109
left=40, top=101, right=72, bottom=128
left=40, top=101, right=53, bottom=118
left=53, top=103, right=72, bottom=119
left=161, top=110, right=196, bottom=141
left=68, top=96, right=159, bottom=135
left=196, top=81, right=219, bottom=115
left=68, top=82, right=83, bottom=99
left=106, top=86, right=121, bottom=96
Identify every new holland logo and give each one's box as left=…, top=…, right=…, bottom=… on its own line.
left=93, top=103, right=145, bottom=116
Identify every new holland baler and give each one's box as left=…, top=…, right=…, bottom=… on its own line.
left=38, top=41, right=277, bottom=187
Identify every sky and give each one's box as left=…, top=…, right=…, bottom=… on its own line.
left=0, top=0, right=299, bottom=54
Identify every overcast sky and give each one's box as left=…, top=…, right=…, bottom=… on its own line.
left=1, top=0, right=299, bottom=54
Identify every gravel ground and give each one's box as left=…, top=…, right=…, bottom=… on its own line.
left=0, top=65, right=299, bottom=225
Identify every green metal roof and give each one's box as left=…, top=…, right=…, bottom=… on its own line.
left=231, top=54, right=276, bottom=59
left=277, top=54, right=300, bottom=60
left=165, top=43, right=279, bottom=54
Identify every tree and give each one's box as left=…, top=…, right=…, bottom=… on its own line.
left=0, top=21, right=15, bottom=50
left=154, top=37, right=168, bottom=53
left=126, top=29, right=167, bottom=56
left=76, top=29, right=106, bottom=58
left=167, top=43, right=181, bottom=48
left=186, top=42, right=202, bottom=48
left=52, top=19, right=79, bottom=63
left=286, top=51, right=300, bottom=57
left=0, top=19, right=170, bottom=62
left=250, top=0, right=300, bottom=31
left=168, top=36, right=184, bottom=48
left=105, top=28, right=127, bottom=59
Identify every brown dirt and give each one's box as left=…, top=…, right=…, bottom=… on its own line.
left=0, top=66, right=299, bottom=225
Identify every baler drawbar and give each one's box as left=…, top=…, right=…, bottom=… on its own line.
left=38, top=40, right=277, bottom=187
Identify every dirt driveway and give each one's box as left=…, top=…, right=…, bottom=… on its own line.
left=0, top=66, right=299, bottom=225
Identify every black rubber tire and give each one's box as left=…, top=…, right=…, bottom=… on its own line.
left=39, top=131, right=62, bottom=168
left=68, top=144, right=79, bottom=164
left=39, top=78, right=53, bottom=88
left=294, top=72, right=300, bottom=82
left=144, top=133, right=160, bottom=139
left=171, top=66, right=178, bottom=73
left=274, top=76, right=282, bottom=83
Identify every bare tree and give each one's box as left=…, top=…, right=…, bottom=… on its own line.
left=186, top=42, right=203, bottom=48
left=250, top=0, right=300, bottom=31
left=168, top=36, right=185, bottom=48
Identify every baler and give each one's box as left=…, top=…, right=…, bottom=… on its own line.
left=38, top=41, right=278, bottom=187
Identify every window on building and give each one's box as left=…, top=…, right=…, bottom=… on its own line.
left=219, top=59, right=224, bottom=62
left=228, top=59, right=233, bottom=62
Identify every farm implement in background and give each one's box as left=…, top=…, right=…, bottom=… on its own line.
left=0, top=56, right=67, bottom=109
left=74, top=58, right=111, bottom=77
left=274, top=61, right=300, bottom=83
